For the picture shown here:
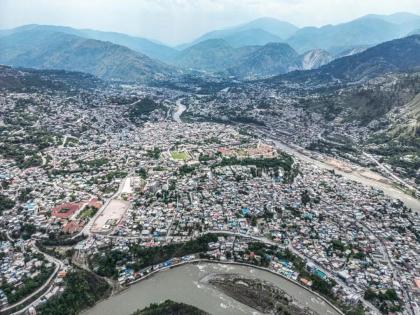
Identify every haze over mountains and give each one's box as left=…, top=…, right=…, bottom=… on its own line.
left=0, top=12, right=419, bottom=81
left=176, top=17, right=298, bottom=49
left=0, top=24, right=178, bottom=63
left=286, top=13, right=420, bottom=53
left=0, top=29, right=178, bottom=82
left=274, top=35, right=420, bottom=84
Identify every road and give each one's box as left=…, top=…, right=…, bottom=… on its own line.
left=39, top=153, right=47, bottom=166
left=60, top=134, right=69, bottom=148
left=204, top=230, right=277, bottom=246
left=358, top=222, right=415, bottom=315
left=254, top=128, right=420, bottom=213
left=203, top=230, right=380, bottom=314
left=1, top=240, right=64, bottom=315
left=286, top=243, right=380, bottom=315
left=66, top=176, right=133, bottom=240
left=362, top=152, right=419, bottom=195
left=173, top=98, right=186, bottom=123
left=76, top=177, right=130, bottom=237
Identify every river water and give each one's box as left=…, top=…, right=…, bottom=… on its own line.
left=85, top=263, right=340, bottom=315
left=270, top=139, right=420, bottom=213
left=173, top=99, right=186, bottom=123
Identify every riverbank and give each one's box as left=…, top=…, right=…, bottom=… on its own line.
left=173, top=99, right=186, bottom=123
left=130, top=300, right=209, bottom=315
left=208, top=273, right=314, bottom=314
left=266, top=136, right=420, bottom=213
left=85, top=261, right=343, bottom=315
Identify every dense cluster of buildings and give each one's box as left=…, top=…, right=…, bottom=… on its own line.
left=1, top=81, right=419, bottom=315
left=0, top=238, right=55, bottom=308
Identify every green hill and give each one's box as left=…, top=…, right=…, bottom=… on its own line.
left=0, top=29, right=178, bottom=82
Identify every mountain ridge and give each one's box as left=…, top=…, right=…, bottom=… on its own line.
left=0, top=24, right=178, bottom=63
left=273, top=35, right=420, bottom=84
left=226, top=42, right=302, bottom=78
left=0, top=29, right=179, bottom=82
left=177, top=17, right=298, bottom=49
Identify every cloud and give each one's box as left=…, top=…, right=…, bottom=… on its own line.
left=0, top=0, right=419, bottom=45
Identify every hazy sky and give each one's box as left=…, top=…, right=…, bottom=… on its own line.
left=1, top=0, right=419, bottom=45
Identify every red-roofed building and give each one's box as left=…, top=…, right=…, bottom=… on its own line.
left=51, top=202, right=81, bottom=219
left=88, top=198, right=102, bottom=209
left=63, top=220, right=83, bottom=234
left=217, top=147, right=236, bottom=156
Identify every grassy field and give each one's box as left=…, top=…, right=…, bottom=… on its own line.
left=236, top=149, right=248, bottom=157
left=77, top=206, right=98, bottom=219
left=170, top=151, right=189, bottom=161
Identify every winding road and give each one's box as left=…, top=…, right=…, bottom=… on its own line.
left=1, top=239, right=63, bottom=315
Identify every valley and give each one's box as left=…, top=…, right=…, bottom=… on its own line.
left=0, top=9, right=420, bottom=315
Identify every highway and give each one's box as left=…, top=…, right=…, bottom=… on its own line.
left=253, top=127, right=420, bottom=213
left=362, top=151, right=419, bottom=196
left=1, top=238, right=64, bottom=315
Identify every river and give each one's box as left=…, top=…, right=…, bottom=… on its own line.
left=85, top=263, right=340, bottom=315
left=268, top=138, right=420, bottom=213
left=173, top=99, right=186, bottom=123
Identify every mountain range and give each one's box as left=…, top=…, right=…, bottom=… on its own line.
left=179, top=12, right=420, bottom=54
left=286, top=13, right=420, bottom=53
left=0, top=12, right=419, bottom=82
left=0, top=24, right=177, bottom=63
left=177, top=17, right=298, bottom=50
left=276, top=35, right=420, bottom=84
left=168, top=39, right=334, bottom=78
left=226, top=43, right=303, bottom=78
left=0, top=29, right=178, bottom=82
